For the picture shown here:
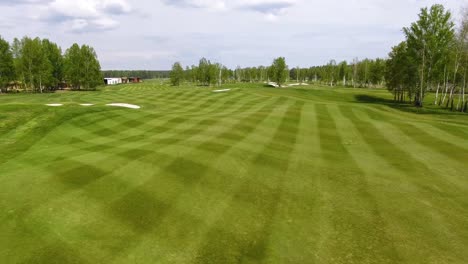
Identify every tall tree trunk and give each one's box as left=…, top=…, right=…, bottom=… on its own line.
left=434, top=83, right=440, bottom=105
left=438, top=65, right=447, bottom=105
left=28, top=62, right=33, bottom=93
left=218, top=67, right=222, bottom=87
left=447, top=85, right=455, bottom=109
left=449, top=52, right=460, bottom=110
left=419, top=50, right=425, bottom=107
left=441, top=71, right=449, bottom=106
left=297, top=67, right=299, bottom=83
left=462, top=69, right=467, bottom=112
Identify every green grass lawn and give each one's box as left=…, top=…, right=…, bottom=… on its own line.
left=1, top=82, right=467, bottom=263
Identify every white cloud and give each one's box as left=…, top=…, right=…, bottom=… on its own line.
left=237, top=0, right=296, bottom=16
left=0, top=0, right=50, bottom=4
left=161, top=0, right=226, bottom=10
left=161, top=0, right=297, bottom=19
left=39, top=0, right=132, bottom=32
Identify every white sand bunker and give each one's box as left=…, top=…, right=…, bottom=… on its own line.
left=106, top=103, right=141, bottom=109
left=80, top=104, right=94, bottom=106
left=288, top=83, right=308, bottom=87
left=213, top=89, right=231, bottom=93
left=46, top=104, right=63, bottom=107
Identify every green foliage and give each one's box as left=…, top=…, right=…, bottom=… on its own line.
left=81, top=45, right=102, bottom=89
left=102, top=70, right=170, bottom=79
left=0, top=36, right=102, bottom=93
left=170, top=62, right=184, bottom=86
left=403, top=4, right=455, bottom=106
left=19, top=37, right=52, bottom=92
left=63, top=43, right=81, bottom=89
left=326, top=59, right=338, bottom=86
left=64, top=44, right=102, bottom=90
left=10, top=38, right=23, bottom=82
left=0, top=36, right=14, bottom=92
left=369, top=58, right=386, bottom=86
left=338, top=61, right=348, bottom=83
left=271, top=57, right=288, bottom=87
left=187, top=58, right=226, bottom=86
left=385, top=42, right=418, bottom=102
left=41, top=39, right=64, bottom=89
left=197, top=58, right=210, bottom=85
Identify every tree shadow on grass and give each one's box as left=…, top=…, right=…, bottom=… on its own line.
left=354, top=94, right=466, bottom=116
left=21, top=243, right=87, bottom=264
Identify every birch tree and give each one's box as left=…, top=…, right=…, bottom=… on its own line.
left=457, top=7, right=468, bottom=111
left=404, top=4, right=455, bottom=107
left=0, top=36, right=14, bottom=93
left=270, top=57, right=288, bottom=87
left=170, top=62, right=184, bottom=86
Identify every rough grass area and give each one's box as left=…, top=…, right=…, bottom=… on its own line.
left=1, top=82, right=467, bottom=263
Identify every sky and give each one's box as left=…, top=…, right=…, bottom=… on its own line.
left=0, top=0, right=465, bottom=70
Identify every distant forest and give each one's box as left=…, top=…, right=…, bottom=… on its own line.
left=102, top=70, right=170, bottom=79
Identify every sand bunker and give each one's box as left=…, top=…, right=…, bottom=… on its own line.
left=213, top=89, right=231, bottom=93
left=80, top=104, right=94, bottom=106
left=288, top=83, right=308, bottom=87
left=46, top=104, right=63, bottom=107
left=106, top=103, right=141, bottom=109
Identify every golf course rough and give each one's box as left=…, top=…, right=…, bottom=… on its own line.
left=0, top=82, right=467, bottom=263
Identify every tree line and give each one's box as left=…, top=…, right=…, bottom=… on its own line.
left=290, top=58, right=386, bottom=88
left=102, top=70, right=170, bottom=79
left=386, top=4, right=467, bottom=111
left=0, top=36, right=102, bottom=93
left=170, top=56, right=386, bottom=88
left=170, top=57, right=289, bottom=87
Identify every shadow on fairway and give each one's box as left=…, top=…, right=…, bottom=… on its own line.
left=110, top=189, right=170, bottom=233
left=355, top=94, right=396, bottom=105
left=21, top=243, right=87, bottom=264
left=354, top=94, right=466, bottom=116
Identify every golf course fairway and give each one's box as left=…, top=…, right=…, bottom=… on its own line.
left=1, top=82, right=467, bottom=263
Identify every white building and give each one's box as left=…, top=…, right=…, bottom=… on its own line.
left=104, top=78, right=122, bottom=85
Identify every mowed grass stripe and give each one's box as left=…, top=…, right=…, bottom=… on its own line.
left=355, top=107, right=468, bottom=188
left=34, top=96, right=263, bottom=171
left=104, top=96, right=289, bottom=229
left=432, top=122, right=468, bottom=139
left=68, top=96, right=286, bottom=262
left=192, top=100, right=304, bottom=263
left=340, top=105, right=468, bottom=263
left=5, top=95, right=289, bottom=263
left=0, top=92, right=273, bottom=262
left=108, top=98, right=294, bottom=263
left=409, top=122, right=468, bottom=151
left=75, top=96, right=289, bottom=262
left=360, top=107, right=468, bottom=164
left=313, top=103, right=400, bottom=263
left=0, top=107, right=114, bottom=167
left=181, top=91, right=252, bottom=116
left=56, top=92, right=275, bottom=161
left=34, top=92, right=277, bottom=193
left=2, top=84, right=468, bottom=263
left=56, top=90, right=250, bottom=146
left=256, top=102, right=321, bottom=263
